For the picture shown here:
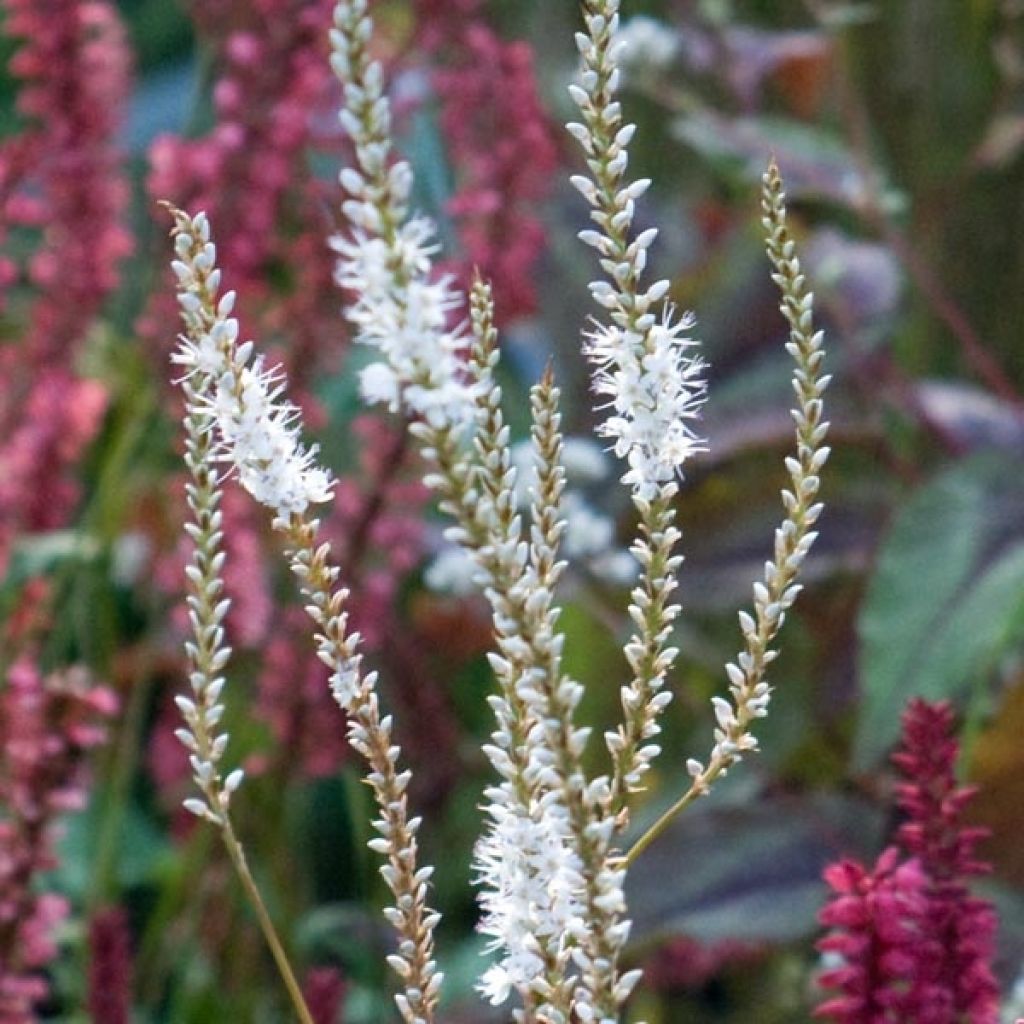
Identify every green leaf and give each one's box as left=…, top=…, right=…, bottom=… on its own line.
left=855, top=457, right=1024, bottom=767
left=295, top=903, right=388, bottom=976
left=54, top=796, right=170, bottom=896
left=2, top=531, right=99, bottom=588
left=559, top=601, right=627, bottom=775
left=435, top=933, right=490, bottom=1005
left=912, top=543, right=1024, bottom=702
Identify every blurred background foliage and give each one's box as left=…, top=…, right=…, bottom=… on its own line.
left=2, top=0, right=1024, bottom=1020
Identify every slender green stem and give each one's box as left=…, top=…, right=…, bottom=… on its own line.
left=624, top=777, right=710, bottom=868
left=220, top=821, right=315, bottom=1024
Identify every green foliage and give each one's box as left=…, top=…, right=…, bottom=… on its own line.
left=856, top=456, right=1024, bottom=767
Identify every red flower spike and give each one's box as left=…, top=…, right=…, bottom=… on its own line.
left=815, top=848, right=933, bottom=1023
left=815, top=699, right=1000, bottom=1024
left=892, top=699, right=999, bottom=1024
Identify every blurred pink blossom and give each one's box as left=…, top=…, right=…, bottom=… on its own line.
left=0, top=372, right=108, bottom=567
left=422, top=11, right=560, bottom=324
left=257, top=608, right=351, bottom=779
left=0, top=660, right=117, bottom=1021
left=0, top=0, right=132, bottom=356
left=220, top=485, right=274, bottom=649
left=303, top=965, right=346, bottom=1024
left=643, top=935, right=765, bottom=992
left=144, top=0, right=343, bottom=415
left=0, top=0, right=132, bottom=575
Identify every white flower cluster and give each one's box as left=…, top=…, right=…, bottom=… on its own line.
left=333, top=221, right=476, bottom=430
left=475, top=799, right=586, bottom=1006
left=330, top=2, right=477, bottom=433
left=585, top=308, right=707, bottom=499
left=206, top=359, right=332, bottom=519
left=569, top=0, right=707, bottom=501
left=171, top=217, right=332, bottom=522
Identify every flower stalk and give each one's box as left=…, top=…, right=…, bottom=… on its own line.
left=568, top=0, right=706, bottom=836
left=281, top=517, right=442, bottom=1024
left=172, top=209, right=315, bottom=1024
left=170, top=206, right=439, bottom=1024
left=626, top=158, right=831, bottom=866
left=330, top=3, right=611, bottom=1011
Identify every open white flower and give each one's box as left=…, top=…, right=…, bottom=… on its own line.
left=172, top=214, right=332, bottom=522
left=474, top=798, right=586, bottom=1007
left=585, top=307, right=707, bottom=498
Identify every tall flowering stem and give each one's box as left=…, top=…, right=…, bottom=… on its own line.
left=460, top=285, right=597, bottom=1018
left=467, top=302, right=643, bottom=1022
left=415, top=411, right=566, bottom=1014
left=374, top=272, right=583, bottom=1014
left=330, top=0, right=476, bottom=427
left=170, top=207, right=441, bottom=1024
left=332, top=1, right=635, bottom=1009
left=625, top=160, right=831, bottom=866
left=330, top=3, right=577, bottom=1013
left=170, top=209, right=316, bottom=1024
left=568, top=0, right=707, bottom=831
left=565, top=3, right=713, bottom=1009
